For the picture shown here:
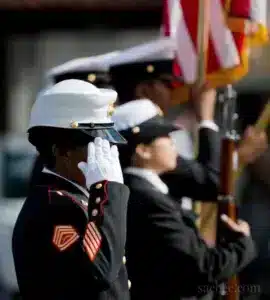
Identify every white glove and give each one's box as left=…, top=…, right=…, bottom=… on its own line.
left=78, top=137, right=123, bottom=189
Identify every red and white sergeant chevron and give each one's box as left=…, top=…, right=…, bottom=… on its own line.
left=52, top=225, right=80, bottom=251
left=83, top=222, right=102, bottom=261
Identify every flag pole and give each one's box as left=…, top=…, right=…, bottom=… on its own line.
left=234, top=101, right=270, bottom=181
left=194, top=0, right=211, bottom=227
left=196, top=0, right=210, bottom=85
left=254, top=101, right=270, bottom=130
left=199, top=101, right=270, bottom=241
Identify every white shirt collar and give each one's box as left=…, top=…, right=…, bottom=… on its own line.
left=42, top=167, right=89, bottom=198
left=124, top=167, right=169, bottom=194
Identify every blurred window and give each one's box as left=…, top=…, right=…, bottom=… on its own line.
left=0, top=135, right=36, bottom=200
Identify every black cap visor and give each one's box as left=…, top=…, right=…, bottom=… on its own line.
left=28, top=125, right=127, bottom=148
left=141, top=116, right=181, bottom=141
left=120, top=115, right=182, bottom=145
left=80, top=127, right=127, bottom=145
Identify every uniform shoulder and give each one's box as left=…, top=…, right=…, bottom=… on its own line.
left=30, top=184, right=67, bottom=199
left=128, top=182, right=175, bottom=211
left=30, top=184, right=86, bottom=209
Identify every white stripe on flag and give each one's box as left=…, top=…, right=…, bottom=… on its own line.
left=251, top=0, right=267, bottom=25
left=175, top=3, right=197, bottom=83
left=168, top=0, right=181, bottom=37
left=210, top=0, right=240, bottom=69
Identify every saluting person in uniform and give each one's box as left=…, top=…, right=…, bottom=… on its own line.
left=112, top=99, right=256, bottom=300
left=12, top=79, right=130, bottom=300
left=29, top=52, right=120, bottom=188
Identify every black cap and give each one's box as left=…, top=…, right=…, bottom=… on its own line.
left=107, top=38, right=183, bottom=103
left=119, top=114, right=180, bottom=146
left=112, top=99, right=181, bottom=146
left=110, top=59, right=178, bottom=86
left=46, top=52, right=120, bottom=88
left=53, top=70, right=111, bottom=88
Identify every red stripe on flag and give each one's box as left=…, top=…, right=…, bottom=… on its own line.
left=207, top=36, right=222, bottom=74
left=232, top=32, right=246, bottom=63
left=162, top=0, right=171, bottom=36
left=180, top=0, right=221, bottom=76
left=180, top=0, right=199, bottom=51
left=229, top=0, right=251, bottom=19
left=176, top=0, right=199, bottom=80
left=162, top=0, right=251, bottom=88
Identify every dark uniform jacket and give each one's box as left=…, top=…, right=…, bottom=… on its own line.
left=161, top=127, right=220, bottom=201
left=124, top=172, right=256, bottom=300
left=12, top=171, right=130, bottom=300
left=238, top=167, right=270, bottom=299
left=28, top=155, right=44, bottom=188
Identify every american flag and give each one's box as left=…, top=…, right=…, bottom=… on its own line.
left=162, top=0, right=268, bottom=87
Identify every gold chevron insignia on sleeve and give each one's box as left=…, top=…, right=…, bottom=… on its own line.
left=83, top=222, right=102, bottom=261
left=52, top=225, right=79, bottom=251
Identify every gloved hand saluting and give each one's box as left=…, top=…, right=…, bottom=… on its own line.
left=78, top=137, right=123, bottom=189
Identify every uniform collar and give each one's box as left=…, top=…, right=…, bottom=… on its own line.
left=42, top=167, right=89, bottom=198
left=124, top=167, right=169, bottom=194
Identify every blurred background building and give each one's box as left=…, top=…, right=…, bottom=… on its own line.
left=0, top=0, right=162, bottom=202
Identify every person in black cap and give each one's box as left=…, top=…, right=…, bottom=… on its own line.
left=12, top=79, right=130, bottom=300
left=109, top=38, right=221, bottom=204
left=29, top=52, right=120, bottom=190
left=109, top=38, right=266, bottom=217
left=46, top=52, right=119, bottom=88
left=112, top=99, right=256, bottom=300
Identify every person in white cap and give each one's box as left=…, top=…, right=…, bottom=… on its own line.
left=46, top=51, right=120, bottom=88
left=111, top=99, right=256, bottom=300
left=108, top=38, right=221, bottom=206
left=12, top=80, right=130, bottom=300
left=109, top=38, right=267, bottom=217
left=29, top=51, right=120, bottom=189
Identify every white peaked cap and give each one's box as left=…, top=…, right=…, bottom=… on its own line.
left=108, top=37, right=176, bottom=67
left=112, top=99, right=162, bottom=131
left=46, top=51, right=120, bottom=78
left=28, top=79, right=118, bottom=130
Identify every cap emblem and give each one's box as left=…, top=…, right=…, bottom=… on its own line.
left=87, top=73, right=96, bottom=83
left=156, top=105, right=164, bottom=116
left=146, top=65, right=154, bottom=73
left=107, top=102, right=115, bottom=117
left=70, top=121, right=78, bottom=128
left=132, top=126, right=140, bottom=134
